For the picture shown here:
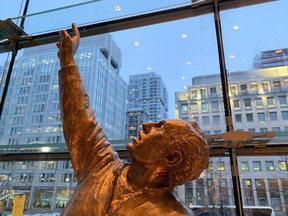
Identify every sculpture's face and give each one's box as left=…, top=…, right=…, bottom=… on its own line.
left=127, top=119, right=188, bottom=165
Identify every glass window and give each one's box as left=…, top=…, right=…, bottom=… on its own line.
left=278, top=161, right=287, bottom=171
left=181, top=104, right=188, bottom=114
left=190, top=89, right=197, bottom=100
left=269, top=112, right=278, bottom=120
left=250, top=82, right=258, bottom=94
left=244, top=98, right=251, bottom=107
left=211, top=101, right=219, bottom=111
left=202, top=116, right=209, bottom=125
left=262, top=81, right=270, bottom=93
left=200, top=88, right=207, bottom=99
left=209, top=87, right=217, bottom=96
left=281, top=111, right=288, bottom=120
left=278, top=95, right=287, bottom=105
left=241, top=161, right=249, bottom=171
left=267, top=97, right=275, bottom=106
left=257, top=112, right=265, bottom=121
left=253, top=161, right=261, bottom=171
left=191, top=103, right=198, bottom=113
left=260, top=128, right=268, bottom=133
left=230, top=85, right=238, bottom=96
left=235, top=114, right=242, bottom=122
left=265, top=161, right=275, bottom=171
left=201, top=102, right=208, bottom=112
left=246, top=113, right=253, bottom=122
left=217, top=162, right=225, bottom=171
left=255, top=98, right=263, bottom=106
left=212, top=115, right=220, bottom=124
left=233, top=99, right=240, bottom=108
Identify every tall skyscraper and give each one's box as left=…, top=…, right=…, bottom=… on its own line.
left=127, top=72, right=168, bottom=122
left=0, top=34, right=127, bottom=147
left=125, top=72, right=168, bottom=139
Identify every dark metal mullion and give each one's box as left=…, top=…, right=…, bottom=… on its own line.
left=213, top=0, right=244, bottom=215
left=0, top=0, right=30, bottom=120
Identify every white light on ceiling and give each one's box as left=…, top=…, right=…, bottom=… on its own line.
left=133, top=41, right=140, bottom=46
left=114, top=5, right=121, bottom=11
left=147, top=67, right=152, bottom=71
left=186, top=61, right=192, bottom=65
left=233, top=25, right=239, bottom=30
left=182, top=33, right=187, bottom=38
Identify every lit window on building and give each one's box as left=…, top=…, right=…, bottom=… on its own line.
left=208, top=163, right=214, bottom=170
left=229, top=85, right=238, bottom=96
left=265, top=161, right=275, bottom=171
left=278, top=161, right=287, bottom=171
left=217, top=162, right=225, bottom=171
left=284, top=79, right=288, bottom=88
left=250, top=82, right=258, bottom=94
left=181, top=104, right=188, bottom=114
left=272, top=80, right=281, bottom=91
left=253, top=161, right=261, bottom=171
left=243, top=179, right=252, bottom=188
left=190, top=89, right=197, bottom=100
left=241, top=161, right=249, bottom=171
left=191, top=103, right=198, bottom=113
left=262, top=81, right=270, bottom=93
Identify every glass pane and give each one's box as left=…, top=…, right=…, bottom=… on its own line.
left=0, top=1, right=24, bottom=20
left=17, top=0, right=191, bottom=34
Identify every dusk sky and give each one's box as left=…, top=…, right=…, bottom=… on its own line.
left=1, top=0, right=287, bottom=118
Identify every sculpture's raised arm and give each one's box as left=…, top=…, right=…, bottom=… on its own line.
left=57, top=23, right=119, bottom=182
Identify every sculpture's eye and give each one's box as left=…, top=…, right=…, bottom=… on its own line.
left=156, top=121, right=165, bottom=131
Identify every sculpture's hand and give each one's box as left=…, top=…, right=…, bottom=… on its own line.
left=56, top=23, right=80, bottom=68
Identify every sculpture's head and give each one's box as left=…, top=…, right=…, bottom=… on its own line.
left=127, top=119, right=209, bottom=187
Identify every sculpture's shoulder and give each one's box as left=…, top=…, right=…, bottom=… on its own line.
left=111, top=191, right=195, bottom=216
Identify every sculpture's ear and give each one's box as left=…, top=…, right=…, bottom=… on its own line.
left=163, top=151, right=183, bottom=167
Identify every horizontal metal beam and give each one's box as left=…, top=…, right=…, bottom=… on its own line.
left=0, top=144, right=286, bottom=161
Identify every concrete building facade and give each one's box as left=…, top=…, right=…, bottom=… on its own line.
left=175, top=65, right=288, bottom=215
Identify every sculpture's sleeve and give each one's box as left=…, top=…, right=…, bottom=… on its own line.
left=58, top=64, right=119, bottom=181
